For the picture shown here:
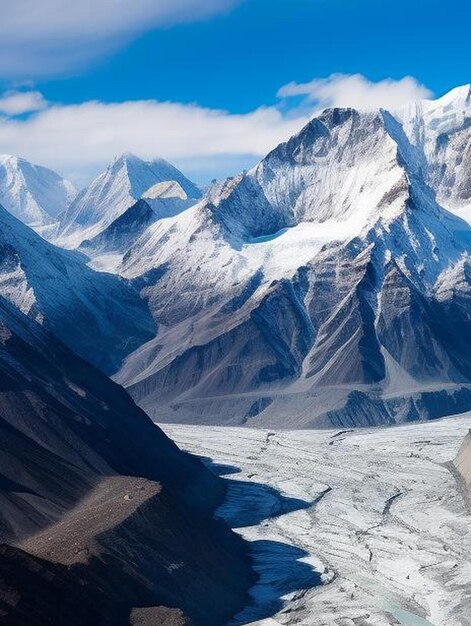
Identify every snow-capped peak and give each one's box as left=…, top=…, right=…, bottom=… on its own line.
left=201, top=107, right=409, bottom=243
left=104, top=152, right=200, bottom=200
left=0, top=154, right=77, bottom=231
left=57, top=153, right=201, bottom=247
left=389, top=84, right=471, bottom=224
left=0, top=154, right=18, bottom=166
left=107, top=151, right=146, bottom=176
left=111, top=150, right=139, bottom=163
left=428, top=83, right=471, bottom=109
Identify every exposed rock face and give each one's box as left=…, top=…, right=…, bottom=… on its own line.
left=0, top=296, right=254, bottom=625
left=106, top=87, right=471, bottom=427
left=80, top=199, right=157, bottom=255
left=454, top=430, right=471, bottom=493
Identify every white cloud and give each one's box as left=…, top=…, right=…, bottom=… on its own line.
left=0, top=0, right=242, bottom=78
left=0, top=98, right=306, bottom=184
left=0, top=74, right=434, bottom=185
left=278, top=73, right=433, bottom=112
left=0, top=91, right=47, bottom=115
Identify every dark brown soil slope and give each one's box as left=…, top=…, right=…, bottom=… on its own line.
left=0, top=297, right=254, bottom=625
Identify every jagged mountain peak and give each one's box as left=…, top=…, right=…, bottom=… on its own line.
left=110, top=150, right=141, bottom=163
left=396, top=83, right=471, bottom=129
left=114, top=87, right=471, bottom=427
left=0, top=153, right=20, bottom=166
left=428, top=83, right=471, bottom=108
left=204, top=105, right=406, bottom=242
left=389, top=84, right=471, bottom=222
left=57, top=152, right=201, bottom=247
left=205, top=94, right=471, bottom=248
left=0, top=154, right=39, bottom=169
left=265, top=106, right=383, bottom=160
left=108, top=151, right=163, bottom=178
left=108, top=152, right=201, bottom=200
left=0, top=154, right=77, bottom=230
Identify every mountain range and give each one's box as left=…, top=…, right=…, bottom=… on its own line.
left=0, top=203, right=155, bottom=374
left=1, top=85, right=471, bottom=429
left=1, top=83, right=471, bottom=625
left=113, top=85, right=471, bottom=427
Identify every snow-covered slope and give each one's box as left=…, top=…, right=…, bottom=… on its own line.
left=394, top=84, right=471, bottom=221
left=58, top=152, right=201, bottom=247
left=0, top=154, right=76, bottom=231
left=78, top=180, right=200, bottom=272
left=0, top=202, right=155, bottom=373
left=79, top=199, right=157, bottom=272
left=112, top=86, right=471, bottom=427
left=143, top=179, right=196, bottom=218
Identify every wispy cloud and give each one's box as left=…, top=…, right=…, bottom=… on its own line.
left=0, top=99, right=304, bottom=184
left=279, top=73, right=432, bottom=112
left=0, top=91, right=47, bottom=115
left=0, top=74, right=434, bottom=185
left=0, top=0, right=242, bottom=78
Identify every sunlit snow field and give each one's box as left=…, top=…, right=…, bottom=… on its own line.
left=164, top=416, right=471, bottom=626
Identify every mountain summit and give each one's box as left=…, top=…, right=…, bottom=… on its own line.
left=111, top=86, right=471, bottom=427
left=0, top=154, right=76, bottom=231
left=58, top=153, right=201, bottom=247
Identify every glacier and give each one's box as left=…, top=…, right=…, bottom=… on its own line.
left=165, top=415, right=471, bottom=626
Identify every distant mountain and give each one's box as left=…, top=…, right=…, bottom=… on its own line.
left=58, top=153, right=201, bottom=247
left=0, top=202, right=154, bottom=374
left=0, top=154, right=76, bottom=231
left=112, top=85, right=471, bottom=427
left=0, top=296, right=253, bottom=625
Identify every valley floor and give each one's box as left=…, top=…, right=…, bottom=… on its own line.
left=164, top=416, right=471, bottom=626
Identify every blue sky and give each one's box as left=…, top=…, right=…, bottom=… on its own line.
left=0, top=0, right=468, bottom=185
left=34, top=0, right=470, bottom=112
